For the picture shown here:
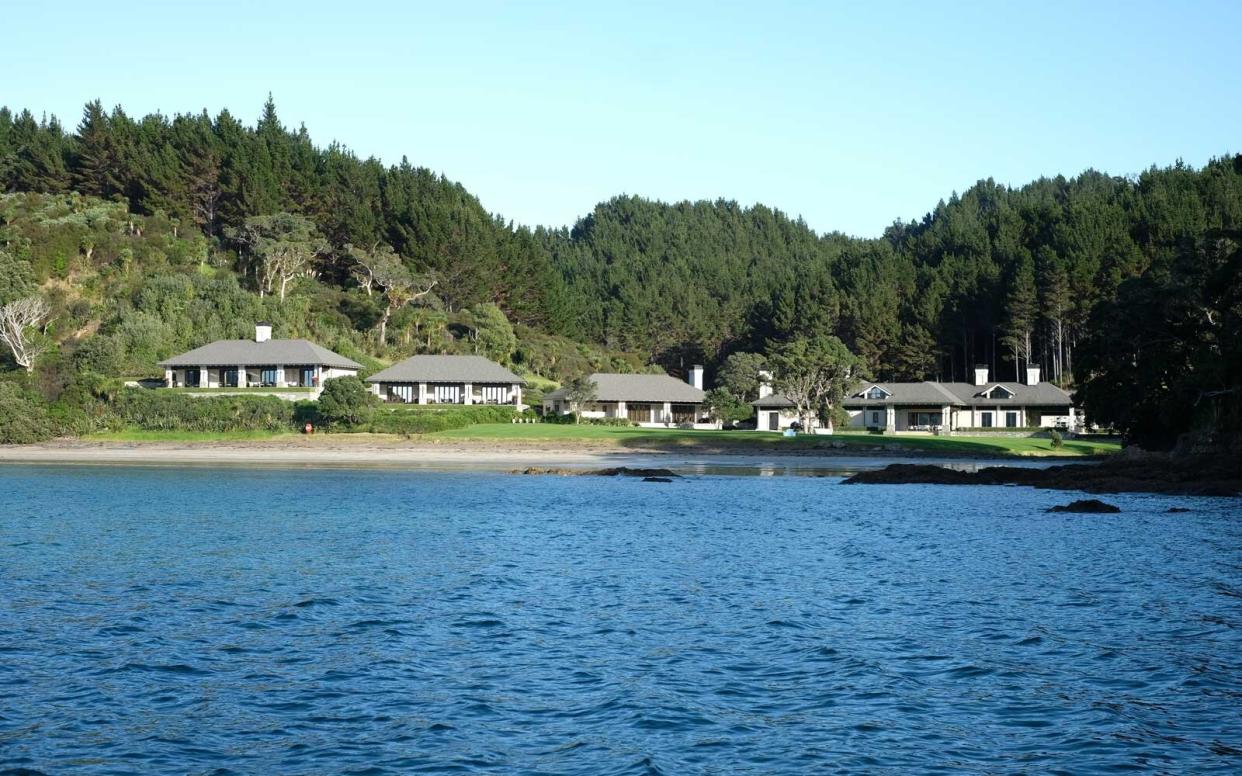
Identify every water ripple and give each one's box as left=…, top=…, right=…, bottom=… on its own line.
left=0, top=465, right=1239, bottom=773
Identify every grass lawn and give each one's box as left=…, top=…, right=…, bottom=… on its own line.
left=434, top=424, right=1121, bottom=457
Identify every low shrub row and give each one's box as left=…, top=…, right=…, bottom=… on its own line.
left=368, top=404, right=518, bottom=435
left=109, top=389, right=298, bottom=432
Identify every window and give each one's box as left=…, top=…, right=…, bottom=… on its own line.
left=261, top=368, right=277, bottom=386
left=986, top=386, right=1013, bottom=400
left=866, top=386, right=889, bottom=400
left=479, top=385, right=510, bottom=404
left=627, top=403, right=654, bottom=422
left=671, top=404, right=697, bottom=424
left=224, top=369, right=238, bottom=388
left=1005, top=411, right=1019, bottom=428
left=870, top=411, right=882, bottom=426
left=184, top=368, right=200, bottom=387
left=981, top=412, right=993, bottom=428
left=907, top=411, right=943, bottom=428
left=431, top=383, right=462, bottom=403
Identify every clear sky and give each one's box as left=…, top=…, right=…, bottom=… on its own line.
left=3, top=0, right=1239, bottom=236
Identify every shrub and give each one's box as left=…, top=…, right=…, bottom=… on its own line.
left=369, top=404, right=517, bottom=435
left=316, top=376, right=377, bottom=429
left=0, top=382, right=61, bottom=443
left=109, top=389, right=296, bottom=432
left=1049, top=429, right=1064, bottom=448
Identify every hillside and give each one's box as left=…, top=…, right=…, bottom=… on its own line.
left=1, top=100, right=1240, bottom=449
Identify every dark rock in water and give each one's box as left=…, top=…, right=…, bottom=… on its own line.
left=1047, top=499, right=1121, bottom=513
left=590, top=467, right=680, bottom=478
left=512, top=466, right=681, bottom=479
left=841, top=455, right=1241, bottom=497
left=642, top=476, right=674, bottom=483
left=1166, top=507, right=1192, bottom=513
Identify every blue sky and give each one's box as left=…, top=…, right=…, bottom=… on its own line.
left=3, top=0, right=1239, bottom=235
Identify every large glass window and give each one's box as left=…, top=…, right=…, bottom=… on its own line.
left=261, top=368, right=277, bottom=386
left=981, top=412, right=993, bottom=428
left=1005, top=411, right=1019, bottom=428
left=671, top=404, right=697, bottom=424
left=627, top=403, right=653, bottom=422
left=907, top=411, right=943, bottom=428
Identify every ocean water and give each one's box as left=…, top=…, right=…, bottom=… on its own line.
left=1, top=464, right=1239, bottom=774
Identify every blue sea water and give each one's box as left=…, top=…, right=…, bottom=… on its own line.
left=0, top=464, right=1239, bottom=774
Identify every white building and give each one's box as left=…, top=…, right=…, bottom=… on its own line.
left=159, top=323, right=360, bottom=397
left=542, top=368, right=715, bottom=428
left=841, top=366, right=1076, bottom=432
left=366, top=355, right=525, bottom=406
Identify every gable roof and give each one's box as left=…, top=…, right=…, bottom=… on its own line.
left=159, top=339, right=361, bottom=369
left=841, top=380, right=1072, bottom=407
left=544, top=373, right=705, bottom=403
left=366, top=355, right=523, bottom=385
left=751, top=393, right=795, bottom=408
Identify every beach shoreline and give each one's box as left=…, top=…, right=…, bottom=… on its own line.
left=0, top=437, right=1087, bottom=475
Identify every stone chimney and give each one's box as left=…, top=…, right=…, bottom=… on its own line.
left=688, top=365, right=704, bottom=391
left=973, top=365, right=990, bottom=386
left=758, top=370, right=774, bottom=399
left=255, top=322, right=272, bottom=343
left=1026, top=365, right=1041, bottom=386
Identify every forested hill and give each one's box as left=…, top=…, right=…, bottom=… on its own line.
left=2, top=100, right=1240, bottom=448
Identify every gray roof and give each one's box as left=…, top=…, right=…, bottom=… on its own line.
left=842, top=381, right=1073, bottom=407
left=366, top=355, right=523, bottom=385
left=752, top=393, right=795, bottom=408
left=159, top=339, right=361, bottom=369
left=544, top=373, right=705, bottom=403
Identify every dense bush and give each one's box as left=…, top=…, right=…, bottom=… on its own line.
left=316, top=376, right=377, bottom=428
left=109, top=389, right=296, bottom=432
left=0, top=382, right=62, bottom=443
left=369, top=404, right=517, bottom=435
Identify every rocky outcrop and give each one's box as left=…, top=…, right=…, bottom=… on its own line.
left=842, top=456, right=1240, bottom=497
left=513, top=466, right=682, bottom=479
left=1047, top=499, right=1121, bottom=513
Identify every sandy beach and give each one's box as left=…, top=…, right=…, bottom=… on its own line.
left=0, top=437, right=1076, bottom=476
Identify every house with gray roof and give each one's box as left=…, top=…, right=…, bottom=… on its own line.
left=366, top=355, right=524, bottom=406
left=542, top=368, right=714, bottom=428
left=840, top=366, right=1076, bottom=432
left=158, top=323, right=360, bottom=397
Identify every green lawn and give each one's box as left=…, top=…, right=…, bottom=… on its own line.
left=434, top=424, right=1121, bottom=457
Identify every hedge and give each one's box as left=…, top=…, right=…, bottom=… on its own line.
left=109, top=389, right=297, bottom=432
left=368, top=404, right=517, bottom=435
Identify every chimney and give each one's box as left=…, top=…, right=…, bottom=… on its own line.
left=688, top=365, right=704, bottom=391
left=973, top=365, right=990, bottom=386
left=1026, top=366, right=1041, bottom=386
left=255, top=322, right=272, bottom=343
left=758, top=370, right=774, bottom=399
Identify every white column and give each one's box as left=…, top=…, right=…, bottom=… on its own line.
left=662, top=402, right=672, bottom=424
left=885, top=405, right=896, bottom=433
left=1068, top=406, right=1078, bottom=432
left=514, top=385, right=523, bottom=407
left=942, top=404, right=951, bottom=431
left=275, top=366, right=285, bottom=387
left=237, top=365, right=247, bottom=388
left=199, top=366, right=209, bottom=388
left=463, top=383, right=473, bottom=405
left=418, top=382, right=428, bottom=404
left=616, top=400, right=626, bottom=419
left=164, top=367, right=173, bottom=387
